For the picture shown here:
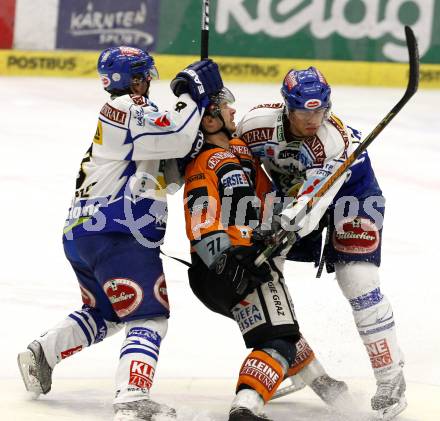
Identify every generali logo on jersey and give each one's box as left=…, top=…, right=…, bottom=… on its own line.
left=241, top=128, right=274, bottom=146
left=100, top=103, right=127, bottom=125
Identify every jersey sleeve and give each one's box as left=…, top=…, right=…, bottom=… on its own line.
left=95, top=93, right=203, bottom=161
left=236, top=104, right=282, bottom=157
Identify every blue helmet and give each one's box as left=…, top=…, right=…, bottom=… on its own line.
left=281, top=67, right=331, bottom=111
left=97, top=46, right=158, bottom=94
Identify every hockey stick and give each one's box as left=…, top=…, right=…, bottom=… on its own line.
left=201, top=0, right=210, bottom=59
left=255, top=25, right=419, bottom=267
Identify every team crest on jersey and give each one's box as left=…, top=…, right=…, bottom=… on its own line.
left=153, top=274, right=169, bottom=310
left=79, top=284, right=96, bottom=307
left=104, top=278, right=144, bottom=318
left=332, top=217, right=380, bottom=254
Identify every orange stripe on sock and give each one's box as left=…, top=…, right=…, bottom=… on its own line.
left=236, top=350, right=284, bottom=402
left=287, top=336, right=315, bottom=377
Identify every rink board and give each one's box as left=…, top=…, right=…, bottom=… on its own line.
left=1, top=49, right=440, bottom=88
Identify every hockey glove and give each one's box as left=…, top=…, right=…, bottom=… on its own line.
left=170, top=59, right=223, bottom=108
left=212, top=245, right=272, bottom=297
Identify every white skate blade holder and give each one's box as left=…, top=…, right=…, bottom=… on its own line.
left=17, top=350, right=42, bottom=398
left=373, top=395, right=408, bottom=421
left=271, top=375, right=307, bottom=400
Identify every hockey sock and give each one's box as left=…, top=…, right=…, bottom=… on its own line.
left=335, top=262, right=404, bottom=381
left=350, top=292, right=404, bottom=380
left=236, top=350, right=285, bottom=403
left=114, top=317, right=167, bottom=404
left=38, top=306, right=122, bottom=368
left=286, top=335, right=315, bottom=377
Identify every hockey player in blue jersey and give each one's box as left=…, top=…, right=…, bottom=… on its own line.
left=237, top=67, right=407, bottom=420
left=17, top=46, right=223, bottom=421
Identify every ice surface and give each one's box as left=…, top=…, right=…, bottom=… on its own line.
left=0, top=77, right=439, bottom=420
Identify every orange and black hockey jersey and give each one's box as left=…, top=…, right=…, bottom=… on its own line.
left=183, top=138, right=273, bottom=268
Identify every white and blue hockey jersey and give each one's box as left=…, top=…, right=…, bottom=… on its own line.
left=236, top=103, right=382, bottom=238
left=63, top=93, right=203, bottom=243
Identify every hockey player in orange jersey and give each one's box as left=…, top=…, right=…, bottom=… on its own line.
left=182, top=88, right=348, bottom=421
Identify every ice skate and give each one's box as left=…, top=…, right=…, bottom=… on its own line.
left=371, top=371, right=407, bottom=420
left=113, top=398, right=176, bottom=421
left=271, top=374, right=307, bottom=400
left=310, top=374, right=349, bottom=406
left=228, top=407, right=271, bottom=421
left=17, top=340, right=53, bottom=397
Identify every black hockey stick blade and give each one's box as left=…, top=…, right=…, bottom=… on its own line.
left=255, top=25, right=420, bottom=267
left=201, top=0, right=210, bottom=59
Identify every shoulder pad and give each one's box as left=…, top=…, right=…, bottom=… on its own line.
left=205, top=149, right=238, bottom=172
left=249, top=103, right=284, bottom=112
left=237, top=107, right=281, bottom=148
left=229, top=138, right=252, bottom=160
left=99, top=100, right=128, bottom=126
left=325, top=113, right=350, bottom=151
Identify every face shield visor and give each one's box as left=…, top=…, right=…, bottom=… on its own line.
left=207, top=87, right=235, bottom=116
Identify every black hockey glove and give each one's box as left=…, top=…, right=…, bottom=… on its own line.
left=170, top=59, right=223, bottom=108
left=253, top=217, right=282, bottom=246
left=212, top=245, right=272, bottom=297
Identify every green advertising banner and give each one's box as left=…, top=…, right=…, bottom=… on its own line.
left=3, top=0, right=440, bottom=87
left=157, top=0, right=440, bottom=64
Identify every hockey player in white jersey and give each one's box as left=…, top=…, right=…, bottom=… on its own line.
left=237, top=67, right=407, bottom=420
left=17, top=46, right=224, bottom=421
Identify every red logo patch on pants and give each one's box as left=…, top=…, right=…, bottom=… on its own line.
left=153, top=274, right=169, bottom=310
left=366, top=339, right=393, bottom=369
left=104, top=278, right=143, bottom=318
left=61, top=345, right=83, bottom=359
left=333, top=217, right=379, bottom=254
left=129, top=360, right=155, bottom=389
